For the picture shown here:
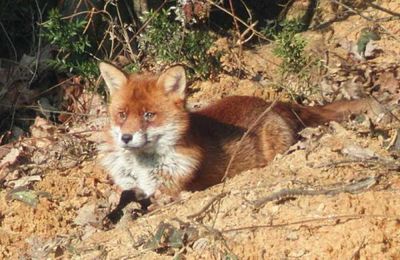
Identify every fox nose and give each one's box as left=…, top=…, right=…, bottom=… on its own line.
left=121, top=134, right=133, bottom=144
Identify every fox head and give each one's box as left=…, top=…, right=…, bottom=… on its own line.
left=99, top=63, right=189, bottom=153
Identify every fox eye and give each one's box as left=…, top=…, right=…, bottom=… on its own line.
left=118, top=111, right=127, bottom=120
left=143, top=111, right=156, bottom=121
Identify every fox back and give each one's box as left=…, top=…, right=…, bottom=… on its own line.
left=99, top=63, right=385, bottom=199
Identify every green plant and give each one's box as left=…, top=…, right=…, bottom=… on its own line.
left=262, top=20, right=307, bottom=74
left=263, top=20, right=320, bottom=102
left=138, top=8, right=219, bottom=78
left=41, top=9, right=98, bottom=78
left=124, top=63, right=140, bottom=73
left=272, top=20, right=307, bottom=74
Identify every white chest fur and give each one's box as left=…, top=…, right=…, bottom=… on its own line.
left=100, top=146, right=199, bottom=197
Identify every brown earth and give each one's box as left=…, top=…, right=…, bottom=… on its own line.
left=1, top=1, right=400, bottom=259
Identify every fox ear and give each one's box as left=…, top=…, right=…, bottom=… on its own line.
left=99, top=62, right=128, bottom=95
left=157, top=66, right=186, bottom=99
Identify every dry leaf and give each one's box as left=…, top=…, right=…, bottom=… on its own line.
left=341, top=144, right=377, bottom=160
left=387, top=129, right=400, bottom=152
left=8, top=175, right=42, bottom=188
left=7, top=187, right=39, bottom=207
left=30, top=117, right=56, bottom=148
left=0, top=144, right=12, bottom=161
left=192, top=237, right=210, bottom=251
left=364, top=41, right=382, bottom=59
left=375, top=71, right=400, bottom=103
left=30, top=117, right=56, bottom=137
left=0, top=148, right=21, bottom=169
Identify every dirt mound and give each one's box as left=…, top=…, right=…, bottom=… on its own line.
left=1, top=1, right=400, bottom=258
left=69, top=119, right=400, bottom=259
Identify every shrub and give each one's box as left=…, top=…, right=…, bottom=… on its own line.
left=273, top=20, right=307, bottom=74
left=263, top=20, right=307, bottom=74
left=41, top=9, right=98, bottom=79
left=139, top=8, right=219, bottom=78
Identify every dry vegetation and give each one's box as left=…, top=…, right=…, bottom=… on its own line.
left=1, top=0, right=400, bottom=259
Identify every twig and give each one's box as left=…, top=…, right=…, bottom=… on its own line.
left=96, top=23, right=113, bottom=57
left=371, top=95, right=400, bottom=123
left=310, top=158, right=375, bottom=168
left=122, top=0, right=169, bottom=59
left=58, top=10, right=110, bottom=21
left=198, top=223, right=234, bottom=253
left=72, top=0, right=84, bottom=17
left=0, top=103, right=107, bottom=118
left=350, top=236, right=366, bottom=260
left=250, top=176, right=378, bottom=209
left=311, top=157, right=400, bottom=171
left=367, top=2, right=400, bottom=18
left=206, top=0, right=270, bottom=42
left=0, top=22, right=17, bottom=61
left=211, top=94, right=283, bottom=228
left=330, top=0, right=374, bottom=22
left=237, top=0, right=255, bottom=41
left=33, top=76, right=74, bottom=98
left=222, top=214, right=396, bottom=233
left=221, top=96, right=282, bottom=182
left=114, top=1, right=136, bottom=61
left=29, top=0, right=44, bottom=86
left=228, top=0, right=240, bottom=46
left=83, top=8, right=95, bottom=34
left=187, top=192, right=228, bottom=219
left=278, top=0, right=295, bottom=21
left=237, top=21, right=258, bottom=45
left=329, top=0, right=400, bottom=42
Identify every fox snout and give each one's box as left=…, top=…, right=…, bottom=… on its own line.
left=112, top=127, right=148, bottom=149
left=121, top=134, right=133, bottom=144
left=122, top=131, right=147, bottom=148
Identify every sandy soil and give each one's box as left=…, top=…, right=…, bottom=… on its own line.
left=1, top=1, right=400, bottom=259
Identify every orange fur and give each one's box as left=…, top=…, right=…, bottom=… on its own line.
left=99, top=63, right=384, bottom=201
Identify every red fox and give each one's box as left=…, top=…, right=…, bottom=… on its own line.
left=98, top=62, right=384, bottom=203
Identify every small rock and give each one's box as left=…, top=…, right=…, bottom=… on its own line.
left=286, top=232, right=299, bottom=241
left=317, top=203, right=326, bottom=212
left=288, top=249, right=307, bottom=257
left=74, top=203, right=98, bottom=226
